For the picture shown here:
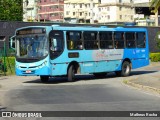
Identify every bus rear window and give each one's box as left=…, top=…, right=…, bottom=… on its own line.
left=126, top=32, right=136, bottom=48
left=136, top=32, right=146, bottom=48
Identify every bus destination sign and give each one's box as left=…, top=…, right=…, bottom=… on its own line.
left=16, top=28, right=46, bottom=35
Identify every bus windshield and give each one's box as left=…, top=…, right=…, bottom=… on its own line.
left=16, top=35, right=48, bottom=58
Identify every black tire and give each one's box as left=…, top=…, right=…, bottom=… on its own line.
left=93, top=72, right=107, bottom=78
left=115, top=61, right=131, bottom=77
left=121, top=61, right=131, bottom=77
left=67, top=65, right=75, bottom=82
left=40, top=76, right=49, bottom=83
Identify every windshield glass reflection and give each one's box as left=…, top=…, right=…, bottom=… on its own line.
left=16, top=35, right=48, bottom=58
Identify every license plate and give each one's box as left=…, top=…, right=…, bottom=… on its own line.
left=26, top=70, right=31, bottom=73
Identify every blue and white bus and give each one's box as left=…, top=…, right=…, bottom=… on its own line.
left=11, top=25, right=149, bottom=82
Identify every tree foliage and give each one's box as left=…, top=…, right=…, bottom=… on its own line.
left=0, top=0, right=23, bottom=21
left=155, top=31, right=160, bottom=49
left=150, top=0, right=160, bottom=13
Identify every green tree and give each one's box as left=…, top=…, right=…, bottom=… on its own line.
left=150, top=0, right=160, bottom=13
left=155, top=31, right=160, bottom=49
left=150, top=0, right=160, bottom=26
left=0, top=0, right=23, bottom=21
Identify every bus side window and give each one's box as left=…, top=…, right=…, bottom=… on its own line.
left=99, top=31, right=113, bottom=49
left=84, top=31, right=98, bottom=50
left=67, top=31, right=83, bottom=50
left=49, top=30, right=64, bottom=52
left=136, top=32, right=146, bottom=48
left=126, top=32, right=136, bottom=48
left=114, top=32, right=124, bottom=49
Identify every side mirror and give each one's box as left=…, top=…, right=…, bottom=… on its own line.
left=51, top=38, right=57, bottom=51
left=10, top=36, right=16, bottom=50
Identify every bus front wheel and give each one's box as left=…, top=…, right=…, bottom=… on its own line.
left=40, top=76, right=49, bottom=83
left=67, top=65, right=75, bottom=82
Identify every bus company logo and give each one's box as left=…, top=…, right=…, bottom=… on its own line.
left=2, top=112, right=42, bottom=118
left=2, top=112, right=11, bottom=117
left=93, top=51, right=109, bottom=61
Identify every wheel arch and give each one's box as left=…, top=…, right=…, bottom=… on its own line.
left=122, top=58, right=132, bottom=69
left=67, top=61, right=80, bottom=74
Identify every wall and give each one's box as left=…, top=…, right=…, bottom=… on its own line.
left=0, top=21, right=159, bottom=52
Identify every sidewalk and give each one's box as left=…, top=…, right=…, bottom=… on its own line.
left=125, top=62, right=160, bottom=95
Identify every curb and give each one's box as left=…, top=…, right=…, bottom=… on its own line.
left=123, top=80, right=160, bottom=96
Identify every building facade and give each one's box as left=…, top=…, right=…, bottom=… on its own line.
left=64, top=0, right=99, bottom=23
left=37, top=0, right=64, bottom=22
left=98, top=0, right=135, bottom=24
left=23, top=0, right=38, bottom=22
left=133, top=0, right=159, bottom=26
left=64, top=0, right=135, bottom=24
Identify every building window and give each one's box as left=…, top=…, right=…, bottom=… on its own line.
left=66, top=11, right=69, bottom=15
left=93, top=4, right=95, bottom=7
left=73, top=12, right=75, bottom=16
left=119, top=0, right=122, bottom=3
left=80, top=4, right=82, bottom=8
left=107, top=7, right=110, bottom=11
left=119, top=7, right=122, bottom=11
left=107, top=15, right=110, bottom=20
left=73, top=4, right=75, bottom=8
left=120, top=15, right=122, bottom=19
left=0, top=36, right=5, bottom=41
left=85, top=4, right=87, bottom=8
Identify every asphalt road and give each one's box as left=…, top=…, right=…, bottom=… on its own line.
left=0, top=65, right=160, bottom=120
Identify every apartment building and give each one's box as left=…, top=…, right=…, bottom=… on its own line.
left=64, top=0, right=99, bottom=23
left=98, top=0, right=135, bottom=23
left=23, top=0, right=38, bottom=22
left=37, top=0, right=64, bottom=22
left=64, top=0, right=135, bottom=24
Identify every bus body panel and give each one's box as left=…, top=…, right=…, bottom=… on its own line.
left=15, top=56, right=50, bottom=76
left=123, top=48, right=149, bottom=69
left=13, top=25, right=150, bottom=79
left=49, top=49, right=124, bottom=75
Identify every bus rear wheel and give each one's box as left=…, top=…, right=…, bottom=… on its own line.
left=67, top=65, right=75, bottom=82
left=40, top=76, right=49, bottom=83
left=121, top=61, right=131, bottom=77
left=116, top=61, right=131, bottom=77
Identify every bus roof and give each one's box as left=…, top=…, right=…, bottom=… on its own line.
left=15, top=25, right=147, bottom=32
left=51, top=25, right=147, bottom=32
